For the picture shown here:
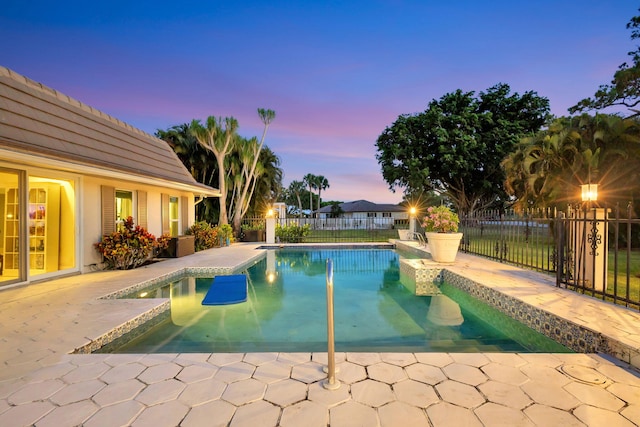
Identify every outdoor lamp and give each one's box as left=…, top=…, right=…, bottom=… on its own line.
left=409, top=207, right=416, bottom=217
left=266, top=208, right=274, bottom=218
left=581, top=184, right=598, bottom=202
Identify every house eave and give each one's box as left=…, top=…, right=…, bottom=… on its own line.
left=0, top=147, right=221, bottom=197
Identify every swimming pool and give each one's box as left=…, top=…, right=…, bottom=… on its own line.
left=100, top=248, right=572, bottom=353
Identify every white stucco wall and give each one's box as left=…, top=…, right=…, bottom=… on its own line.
left=80, top=176, right=196, bottom=273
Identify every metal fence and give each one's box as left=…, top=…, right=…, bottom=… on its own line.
left=243, top=205, right=640, bottom=309
left=555, top=204, right=640, bottom=310
left=241, top=217, right=409, bottom=243
left=459, top=205, right=640, bottom=310
left=459, top=208, right=557, bottom=273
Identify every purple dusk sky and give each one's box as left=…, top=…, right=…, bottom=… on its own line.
left=1, top=1, right=636, bottom=204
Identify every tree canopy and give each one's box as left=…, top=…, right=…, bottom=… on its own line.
left=502, top=114, right=640, bottom=210
left=375, top=83, right=550, bottom=214
left=570, top=10, right=640, bottom=116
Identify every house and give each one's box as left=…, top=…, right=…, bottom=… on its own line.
left=316, top=199, right=408, bottom=228
left=0, top=66, right=220, bottom=288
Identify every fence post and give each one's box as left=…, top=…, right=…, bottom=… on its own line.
left=575, top=207, right=608, bottom=292
left=555, top=210, right=565, bottom=287
left=266, top=211, right=276, bottom=244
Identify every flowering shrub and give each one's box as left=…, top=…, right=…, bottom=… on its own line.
left=186, top=221, right=219, bottom=251
left=95, top=217, right=168, bottom=269
left=422, top=205, right=460, bottom=233
left=276, top=223, right=310, bottom=242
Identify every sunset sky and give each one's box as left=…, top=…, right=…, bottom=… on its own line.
left=1, top=1, right=636, bottom=204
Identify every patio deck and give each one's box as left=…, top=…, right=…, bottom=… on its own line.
left=0, top=242, right=639, bottom=426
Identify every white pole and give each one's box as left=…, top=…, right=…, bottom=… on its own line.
left=322, top=259, right=340, bottom=390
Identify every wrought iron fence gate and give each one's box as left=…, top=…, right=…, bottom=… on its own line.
left=460, top=205, right=640, bottom=310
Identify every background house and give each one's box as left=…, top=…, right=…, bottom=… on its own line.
left=315, top=199, right=408, bottom=229
left=0, top=66, right=219, bottom=288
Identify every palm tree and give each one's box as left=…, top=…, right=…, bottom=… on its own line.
left=303, top=173, right=317, bottom=216
left=287, top=180, right=306, bottom=218
left=502, top=114, right=640, bottom=209
left=190, top=116, right=238, bottom=225
left=157, top=123, right=219, bottom=222
left=315, top=175, right=329, bottom=213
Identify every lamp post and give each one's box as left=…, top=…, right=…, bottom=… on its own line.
left=409, top=207, right=417, bottom=237
left=266, top=208, right=276, bottom=244
left=577, top=183, right=607, bottom=292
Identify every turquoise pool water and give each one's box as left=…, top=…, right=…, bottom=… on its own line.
left=102, top=248, right=572, bottom=353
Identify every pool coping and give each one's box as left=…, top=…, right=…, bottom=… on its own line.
left=396, top=240, right=640, bottom=370
left=75, top=242, right=640, bottom=371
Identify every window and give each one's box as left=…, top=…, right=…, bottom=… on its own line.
left=169, top=196, right=179, bottom=237
left=115, top=190, right=133, bottom=229
left=382, top=212, right=392, bottom=218
left=367, top=212, right=377, bottom=217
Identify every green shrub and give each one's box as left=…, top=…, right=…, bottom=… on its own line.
left=186, top=221, right=219, bottom=251
left=276, top=223, right=310, bottom=243
left=95, top=216, right=168, bottom=270
left=218, top=224, right=233, bottom=241
left=241, top=221, right=265, bottom=231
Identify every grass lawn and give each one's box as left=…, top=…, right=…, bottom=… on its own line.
left=460, top=224, right=640, bottom=306
left=607, top=250, right=640, bottom=304
left=303, top=228, right=401, bottom=242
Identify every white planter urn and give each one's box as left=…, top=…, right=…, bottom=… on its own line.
left=397, top=229, right=412, bottom=240
left=425, top=232, right=463, bottom=263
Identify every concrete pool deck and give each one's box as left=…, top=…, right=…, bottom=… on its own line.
left=0, top=242, right=639, bottom=426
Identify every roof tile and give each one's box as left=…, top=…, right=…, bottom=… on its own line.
left=0, top=66, right=217, bottom=195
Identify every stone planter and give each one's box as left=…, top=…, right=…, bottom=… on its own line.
left=425, top=232, right=463, bottom=263
left=160, top=235, right=195, bottom=258
left=242, top=229, right=266, bottom=242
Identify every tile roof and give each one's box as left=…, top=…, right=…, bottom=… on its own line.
left=0, top=66, right=219, bottom=196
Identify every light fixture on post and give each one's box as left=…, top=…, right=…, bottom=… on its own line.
left=409, top=206, right=417, bottom=237
left=581, top=183, right=598, bottom=202
left=265, top=207, right=276, bottom=244
left=577, top=181, right=607, bottom=293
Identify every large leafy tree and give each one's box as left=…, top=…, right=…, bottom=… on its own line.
left=503, top=114, right=640, bottom=209
left=375, top=83, right=550, bottom=214
left=570, top=10, right=640, bottom=116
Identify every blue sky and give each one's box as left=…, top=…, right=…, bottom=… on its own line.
left=1, top=1, right=636, bottom=203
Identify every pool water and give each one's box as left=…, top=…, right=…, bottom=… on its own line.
left=103, top=248, right=572, bottom=353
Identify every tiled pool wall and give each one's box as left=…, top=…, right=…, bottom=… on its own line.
left=78, top=245, right=639, bottom=370
left=74, top=266, right=239, bottom=354
left=400, top=256, right=639, bottom=369
left=98, top=267, right=236, bottom=300
left=99, top=252, right=267, bottom=301
left=73, top=302, right=171, bottom=354
left=74, top=257, right=267, bottom=354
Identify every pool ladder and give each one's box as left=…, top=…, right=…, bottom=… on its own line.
left=322, top=258, right=341, bottom=390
